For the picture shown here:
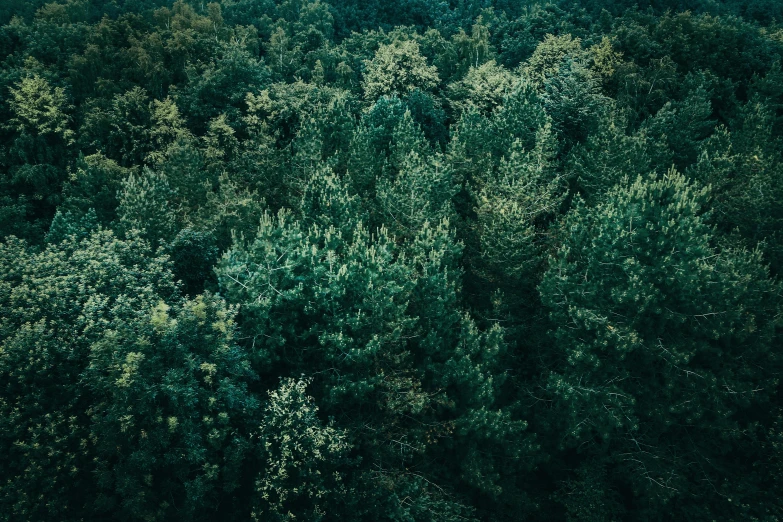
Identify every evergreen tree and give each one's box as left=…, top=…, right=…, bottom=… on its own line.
left=116, top=167, right=177, bottom=248
left=539, top=171, right=781, bottom=519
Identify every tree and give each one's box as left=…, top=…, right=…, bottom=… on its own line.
left=565, top=111, right=658, bottom=204
left=475, top=124, right=563, bottom=288
left=252, top=378, right=349, bottom=521
left=79, top=87, right=154, bottom=167
left=175, top=41, right=270, bottom=132
left=7, top=74, right=73, bottom=160
left=362, top=39, right=440, bottom=101
left=2, top=74, right=74, bottom=237
left=543, top=59, right=609, bottom=152
left=0, top=230, right=176, bottom=520
left=448, top=60, right=514, bottom=117
left=85, top=293, right=259, bottom=521
left=688, top=100, right=783, bottom=273
left=61, top=153, right=133, bottom=224
left=216, top=170, right=528, bottom=520
left=523, top=33, right=585, bottom=88
left=539, top=171, right=781, bottom=518
left=116, top=167, right=177, bottom=248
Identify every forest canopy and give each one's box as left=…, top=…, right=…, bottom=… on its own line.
left=1, top=0, right=782, bottom=520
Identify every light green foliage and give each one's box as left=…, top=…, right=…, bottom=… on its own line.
left=203, top=114, right=239, bottom=171
left=448, top=60, right=515, bottom=116
left=451, top=15, right=493, bottom=74
left=475, top=124, right=562, bottom=284
left=523, top=33, right=586, bottom=88
left=362, top=39, right=440, bottom=101
left=2, top=74, right=74, bottom=230
left=8, top=74, right=73, bottom=147
left=146, top=96, right=192, bottom=165
left=587, top=36, right=625, bottom=85
left=253, top=378, right=349, bottom=521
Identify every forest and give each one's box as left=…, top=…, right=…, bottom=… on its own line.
left=1, top=0, right=782, bottom=520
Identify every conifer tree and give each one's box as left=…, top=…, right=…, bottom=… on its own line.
left=539, top=171, right=781, bottom=518
left=217, top=168, right=528, bottom=520
left=475, top=124, right=562, bottom=288
left=116, top=167, right=177, bottom=248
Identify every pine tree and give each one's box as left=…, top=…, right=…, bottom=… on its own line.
left=217, top=170, right=530, bottom=520
left=539, top=170, right=781, bottom=518
left=116, top=167, right=177, bottom=248
left=475, top=124, right=562, bottom=287
left=688, top=100, right=783, bottom=272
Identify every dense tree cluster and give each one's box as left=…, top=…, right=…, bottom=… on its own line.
left=1, top=0, right=782, bottom=520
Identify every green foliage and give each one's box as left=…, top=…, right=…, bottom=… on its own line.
left=539, top=171, right=781, bottom=518
left=116, top=167, right=177, bottom=248
left=217, top=171, right=527, bottom=517
left=168, top=228, right=219, bottom=296
left=448, top=60, right=515, bottom=116
left=62, top=153, right=133, bottom=223
left=362, top=39, right=440, bottom=101
left=0, top=230, right=176, bottom=520
left=7, top=74, right=73, bottom=150
left=86, top=294, right=258, bottom=521
left=543, top=59, right=610, bottom=151
left=2, top=1, right=783, bottom=520
left=475, top=124, right=562, bottom=286
left=45, top=206, right=98, bottom=243
left=524, top=33, right=586, bottom=88
left=252, top=378, right=349, bottom=521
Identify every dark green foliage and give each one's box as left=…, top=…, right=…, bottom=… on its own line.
left=539, top=172, right=781, bottom=519
left=2, top=1, right=783, bottom=520
left=85, top=294, right=258, bottom=521
left=0, top=230, right=177, bottom=520
left=168, top=228, right=219, bottom=296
